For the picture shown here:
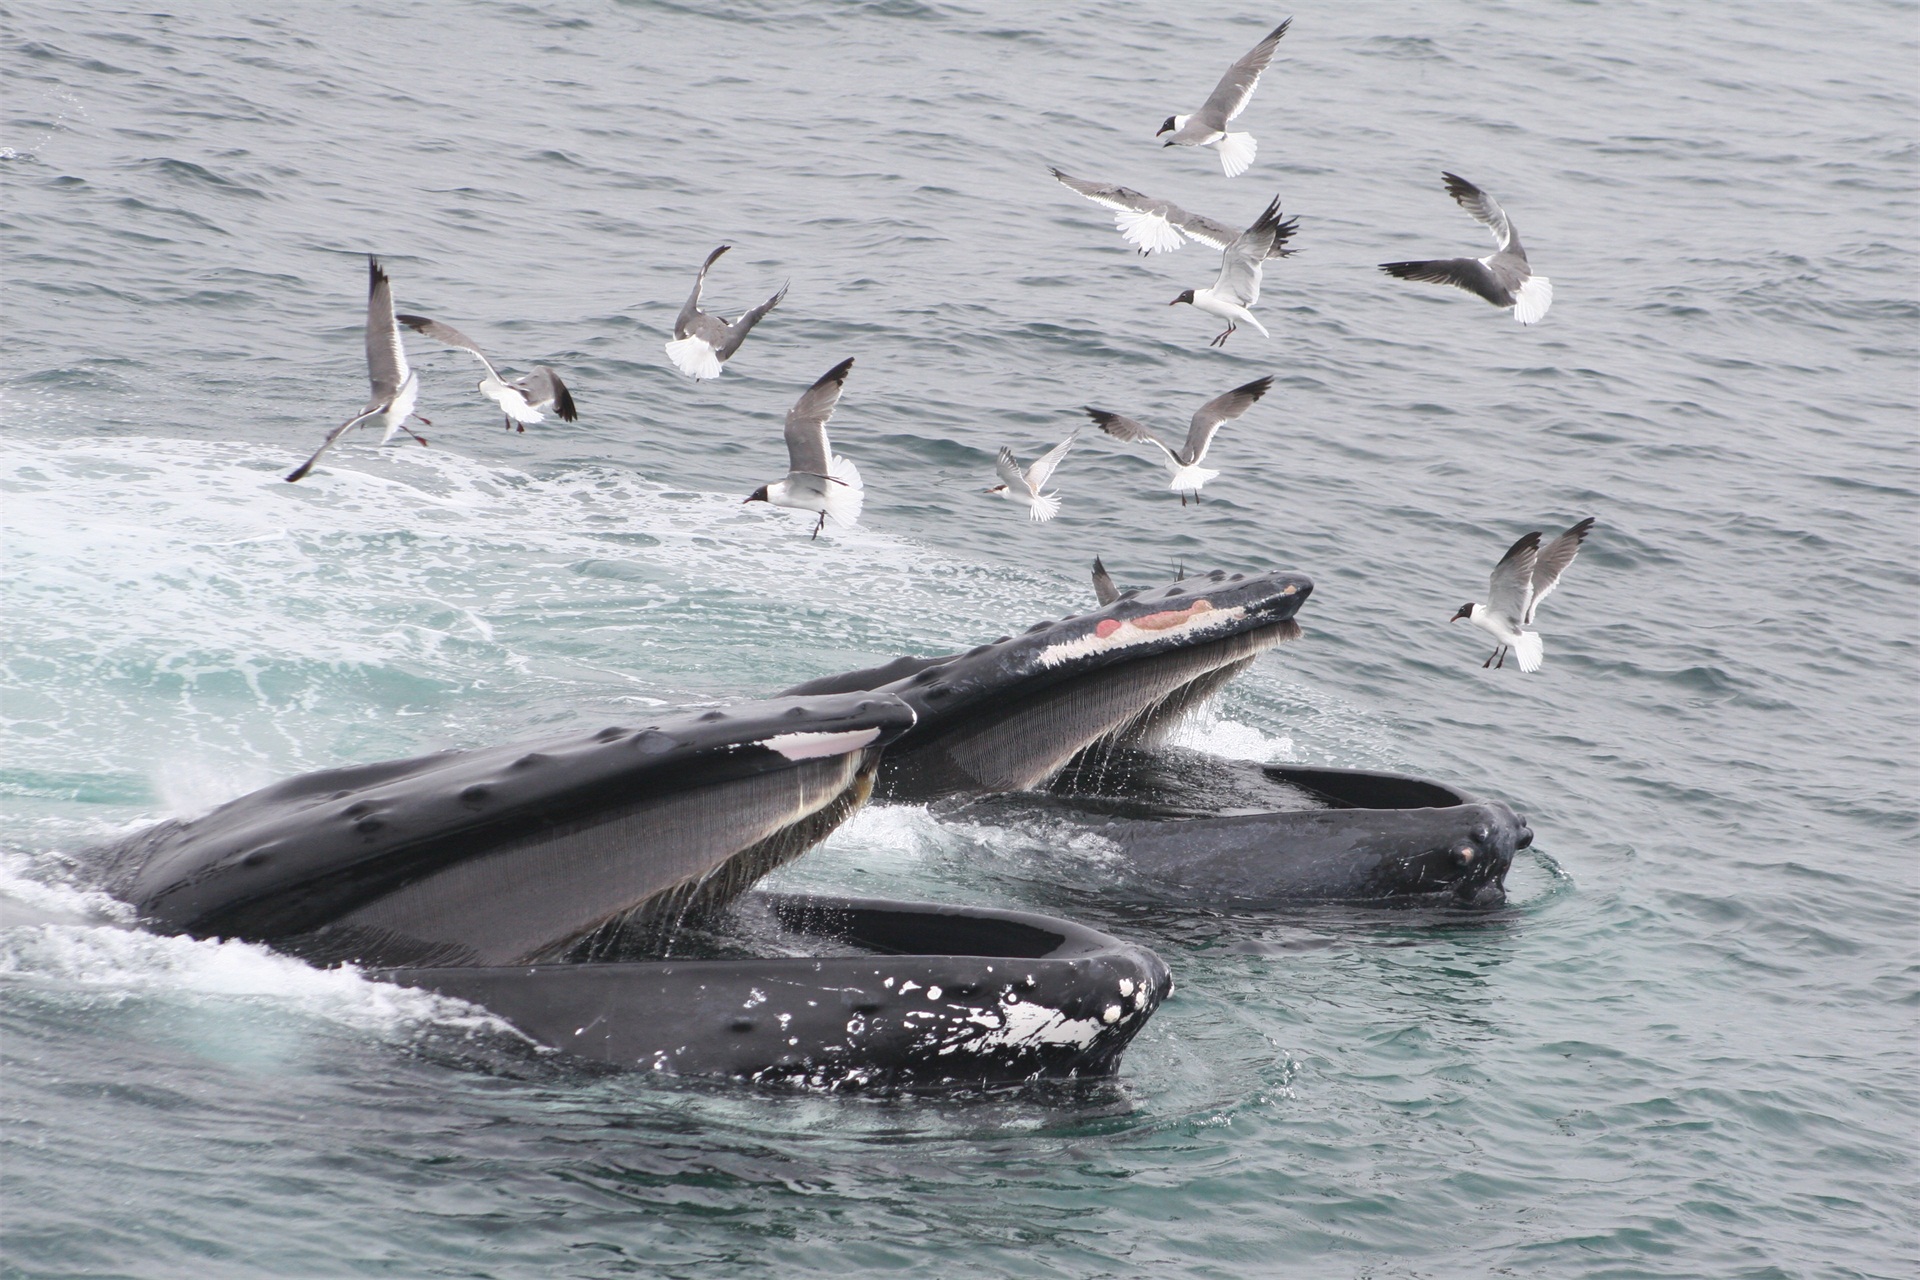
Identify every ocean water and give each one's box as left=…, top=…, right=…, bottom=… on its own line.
left=2, top=1, right=1915, bottom=1275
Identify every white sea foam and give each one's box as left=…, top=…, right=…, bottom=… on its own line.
left=0, top=435, right=1073, bottom=820
left=1159, top=704, right=1297, bottom=763
left=0, top=921, right=520, bottom=1043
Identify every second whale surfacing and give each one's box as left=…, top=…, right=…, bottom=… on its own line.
left=783, top=567, right=1527, bottom=909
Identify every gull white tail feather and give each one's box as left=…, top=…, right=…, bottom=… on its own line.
left=1512, top=631, right=1544, bottom=673
left=823, top=455, right=864, bottom=528
left=664, top=335, right=724, bottom=380
left=1115, top=209, right=1183, bottom=255
left=1513, top=276, right=1554, bottom=325
left=1028, top=491, right=1063, bottom=523
left=1169, top=464, right=1220, bottom=496
left=1216, top=132, right=1257, bottom=178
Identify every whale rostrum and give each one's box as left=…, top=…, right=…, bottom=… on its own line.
left=97, top=692, right=918, bottom=967
left=782, top=567, right=1313, bottom=800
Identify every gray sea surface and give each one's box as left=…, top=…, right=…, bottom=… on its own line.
left=3, top=2, right=1916, bottom=1276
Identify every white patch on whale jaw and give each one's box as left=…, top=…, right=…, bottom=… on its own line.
left=1034, top=599, right=1249, bottom=671
left=914, top=989, right=1126, bottom=1059
left=756, top=726, right=883, bottom=760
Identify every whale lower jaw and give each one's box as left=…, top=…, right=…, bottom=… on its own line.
left=878, top=618, right=1301, bottom=802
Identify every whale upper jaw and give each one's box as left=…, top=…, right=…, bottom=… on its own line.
left=96, top=692, right=918, bottom=966
left=782, top=568, right=1313, bottom=801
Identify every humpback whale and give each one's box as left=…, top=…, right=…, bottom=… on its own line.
left=91, top=691, right=1170, bottom=1085
left=98, top=693, right=918, bottom=967
left=783, top=568, right=1313, bottom=801
left=784, top=569, right=1529, bottom=908
left=92, top=563, right=1526, bottom=1085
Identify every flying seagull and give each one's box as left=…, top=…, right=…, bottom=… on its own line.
left=395, top=315, right=577, bottom=433
left=286, top=256, right=430, bottom=484
left=986, top=430, right=1079, bottom=523
left=1085, top=375, right=1274, bottom=504
left=1452, top=517, right=1595, bottom=671
left=1049, top=168, right=1301, bottom=259
left=1380, top=172, right=1553, bottom=324
left=1170, top=197, right=1295, bottom=345
left=1157, top=18, right=1292, bottom=178
left=1091, top=556, right=1120, bottom=606
left=664, top=244, right=788, bottom=380
left=744, top=358, right=863, bottom=539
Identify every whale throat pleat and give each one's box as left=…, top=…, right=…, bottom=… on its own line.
left=305, top=751, right=870, bottom=966
left=887, top=620, right=1298, bottom=799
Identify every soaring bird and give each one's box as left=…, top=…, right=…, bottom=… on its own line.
left=1380, top=173, right=1553, bottom=324
left=287, top=256, right=430, bottom=483
left=1169, top=198, right=1296, bottom=345
left=1085, top=375, right=1274, bottom=504
left=1157, top=18, right=1292, bottom=178
left=744, top=358, right=863, bottom=539
left=664, top=245, right=787, bottom=380
left=395, top=315, right=577, bottom=433
left=1452, top=518, right=1595, bottom=671
left=986, top=431, right=1079, bottom=523
left=1049, top=168, right=1301, bottom=260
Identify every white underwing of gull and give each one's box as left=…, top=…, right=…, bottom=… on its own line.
left=1452, top=517, right=1595, bottom=671
left=1380, top=172, right=1554, bottom=324
left=395, top=314, right=578, bottom=433
left=1049, top=168, right=1301, bottom=259
left=286, top=256, right=431, bottom=483
left=986, top=430, right=1079, bottom=523
left=744, top=358, right=863, bottom=540
left=1085, top=375, right=1274, bottom=505
left=664, top=244, right=788, bottom=380
left=1169, top=197, right=1295, bottom=346
left=1157, top=17, right=1291, bottom=178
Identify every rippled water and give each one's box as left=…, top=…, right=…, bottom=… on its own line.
left=4, top=2, right=1915, bottom=1276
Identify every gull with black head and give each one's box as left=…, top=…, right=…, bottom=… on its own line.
left=1156, top=18, right=1292, bottom=178
left=1169, top=197, right=1295, bottom=346
left=286, top=256, right=431, bottom=483
left=395, top=314, right=577, bottom=433
left=1453, top=518, right=1595, bottom=671
left=1086, top=376, right=1273, bottom=505
left=744, top=358, right=863, bottom=540
left=665, top=245, right=788, bottom=380
left=1380, top=172, right=1553, bottom=324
